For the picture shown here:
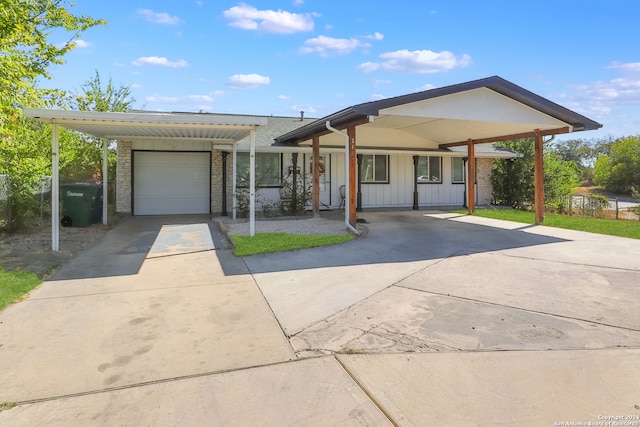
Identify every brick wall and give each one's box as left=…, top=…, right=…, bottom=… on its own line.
left=476, top=157, right=493, bottom=205
left=211, top=150, right=222, bottom=215
left=116, top=140, right=131, bottom=213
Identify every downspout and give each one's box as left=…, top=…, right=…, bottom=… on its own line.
left=326, top=121, right=359, bottom=235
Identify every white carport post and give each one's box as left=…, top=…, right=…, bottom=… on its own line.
left=51, top=124, right=60, bottom=251
left=232, top=142, right=237, bottom=220
left=249, top=129, right=256, bottom=237
left=102, top=138, right=108, bottom=225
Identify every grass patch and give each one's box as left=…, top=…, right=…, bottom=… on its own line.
left=452, top=209, right=640, bottom=240
left=232, top=232, right=353, bottom=256
left=0, top=269, right=41, bottom=311
left=0, top=402, right=17, bottom=412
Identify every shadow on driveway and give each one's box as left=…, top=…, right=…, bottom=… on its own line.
left=49, top=215, right=231, bottom=281
left=241, top=211, right=568, bottom=274
left=49, top=211, right=569, bottom=281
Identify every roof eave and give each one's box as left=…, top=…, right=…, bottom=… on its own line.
left=274, top=107, right=369, bottom=145
left=273, top=76, right=603, bottom=146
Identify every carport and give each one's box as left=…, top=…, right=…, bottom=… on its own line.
left=22, top=109, right=267, bottom=251
left=275, top=76, right=602, bottom=229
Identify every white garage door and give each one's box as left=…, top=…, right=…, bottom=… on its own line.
left=133, top=151, right=210, bottom=215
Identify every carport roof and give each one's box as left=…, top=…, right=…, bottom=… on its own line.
left=273, top=76, right=603, bottom=146
left=22, top=109, right=267, bottom=142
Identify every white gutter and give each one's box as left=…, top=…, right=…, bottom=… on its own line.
left=325, top=121, right=359, bottom=235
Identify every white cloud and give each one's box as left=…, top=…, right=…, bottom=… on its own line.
left=573, top=78, right=640, bottom=106
left=72, top=39, right=93, bottom=48
left=366, top=32, right=384, bottom=41
left=57, top=39, right=93, bottom=49
left=607, top=61, right=640, bottom=73
left=226, top=73, right=270, bottom=88
left=370, top=94, right=386, bottom=101
left=278, top=95, right=291, bottom=100
left=132, top=56, right=189, bottom=68
left=293, top=0, right=304, bottom=4
left=138, top=9, right=182, bottom=25
left=300, top=35, right=370, bottom=56
left=358, top=49, right=472, bottom=74
left=417, top=83, right=435, bottom=91
left=223, top=3, right=314, bottom=34
left=129, top=83, right=142, bottom=90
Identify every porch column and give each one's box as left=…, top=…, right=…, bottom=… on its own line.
left=347, top=125, right=357, bottom=227
left=102, top=138, right=108, bottom=225
left=291, top=152, right=298, bottom=213
left=534, top=129, right=544, bottom=224
left=312, top=136, right=320, bottom=217
left=51, top=123, right=60, bottom=251
left=232, top=142, right=237, bottom=219
left=221, top=151, right=228, bottom=216
left=412, top=155, right=419, bottom=210
left=467, top=139, right=475, bottom=214
left=356, top=154, right=363, bottom=212
left=249, top=130, right=256, bottom=236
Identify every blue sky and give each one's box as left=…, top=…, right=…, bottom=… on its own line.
left=46, top=0, right=640, bottom=141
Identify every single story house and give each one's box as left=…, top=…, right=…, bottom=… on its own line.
left=25, top=75, right=602, bottom=248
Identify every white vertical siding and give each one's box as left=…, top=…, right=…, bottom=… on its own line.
left=330, top=153, right=467, bottom=208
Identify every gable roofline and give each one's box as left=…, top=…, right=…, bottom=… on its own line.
left=274, top=76, right=603, bottom=145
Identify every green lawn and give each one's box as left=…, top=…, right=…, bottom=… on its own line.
left=233, top=232, right=353, bottom=256
left=0, top=269, right=41, bottom=311
left=452, top=209, right=640, bottom=240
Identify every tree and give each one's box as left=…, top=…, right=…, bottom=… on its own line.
left=593, top=135, right=640, bottom=193
left=58, top=71, right=135, bottom=182
left=552, top=138, right=594, bottom=167
left=491, top=138, right=580, bottom=210
left=0, top=1, right=105, bottom=230
left=552, top=136, right=616, bottom=185
left=0, top=0, right=105, bottom=133
left=74, top=70, right=134, bottom=113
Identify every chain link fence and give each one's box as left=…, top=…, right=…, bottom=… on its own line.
left=0, top=177, right=116, bottom=232
left=553, top=194, right=640, bottom=221
left=0, top=174, right=10, bottom=230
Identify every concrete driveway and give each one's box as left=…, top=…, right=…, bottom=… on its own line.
left=1, top=212, right=639, bottom=426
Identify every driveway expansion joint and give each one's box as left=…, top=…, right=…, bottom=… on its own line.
left=396, top=286, right=640, bottom=334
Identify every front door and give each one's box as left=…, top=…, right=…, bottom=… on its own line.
left=305, top=154, right=331, bottom=208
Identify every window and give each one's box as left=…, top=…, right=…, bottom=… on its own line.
left=236, top=152, right=282, bottom=187
left=452, top=157, right=465, bottom=183
left=417, top=156, right=442, bottom=183
left=361, top=155, right=389, bottom=183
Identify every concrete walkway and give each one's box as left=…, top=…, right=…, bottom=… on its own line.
left=1, top=212, right=639, bottom=426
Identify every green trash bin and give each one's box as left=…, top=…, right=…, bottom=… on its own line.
left=60, top=183, right=103, bottom=227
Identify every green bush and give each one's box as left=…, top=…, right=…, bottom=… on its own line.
left=491, top=139, right=579, bottom=209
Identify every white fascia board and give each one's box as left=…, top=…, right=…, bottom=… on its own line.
left=22, top=109, right=267, bottom=128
